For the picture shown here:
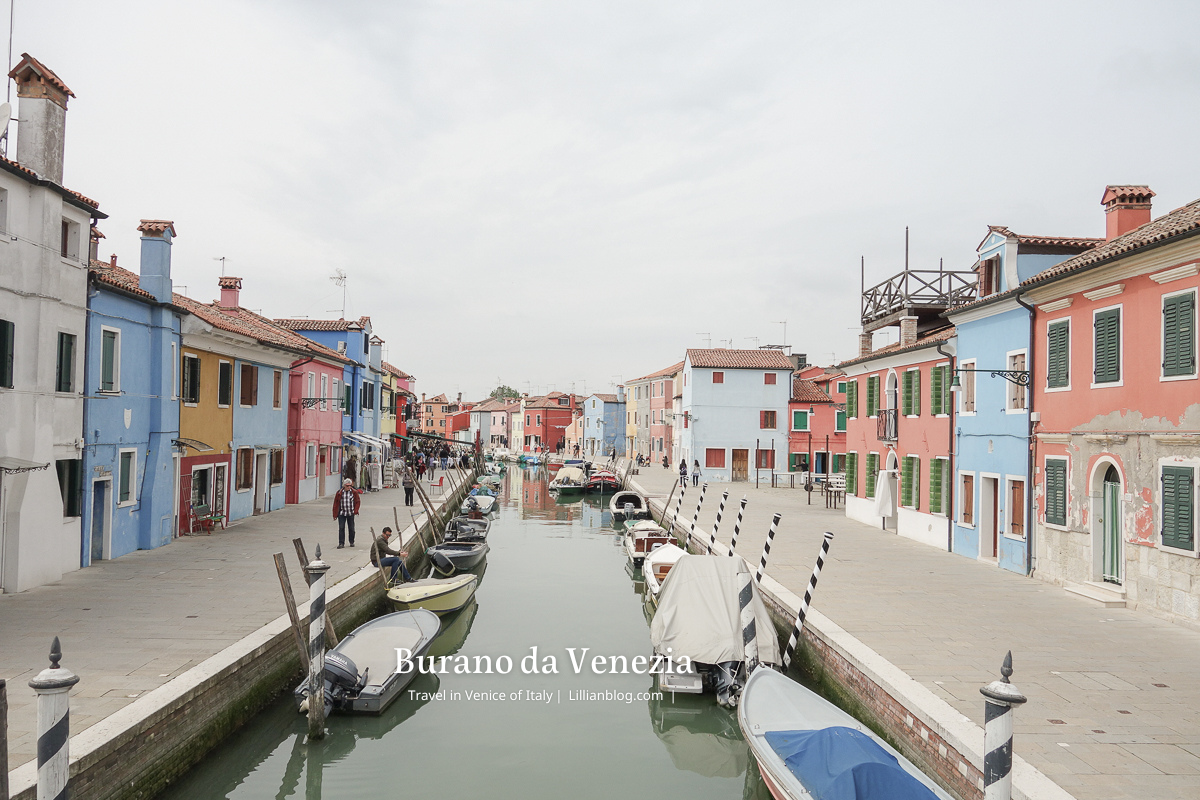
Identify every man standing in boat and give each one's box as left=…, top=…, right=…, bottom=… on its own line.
left=333, top=478, right=362, bottom=548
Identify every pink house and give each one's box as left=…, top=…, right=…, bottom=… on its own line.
left=286, top=345, right=352, bottom=504
left=788, top=366, right=847, bottom=476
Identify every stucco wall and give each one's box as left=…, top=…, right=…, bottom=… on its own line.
left=681, top=364, right=789, bottom=483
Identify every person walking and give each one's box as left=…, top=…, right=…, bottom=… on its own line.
left=402, top=469, right=416, bottom=507
left=371, top=527, right=411, bottom=584
left=332, top=478, right=362, bottom=548
left=678, top=459, right=688, bottom=488
left=691, top=459, right=701, bottom=486
left=343, top=454, right=358, bottom=486
left=662, top=454, right=668, bottom=469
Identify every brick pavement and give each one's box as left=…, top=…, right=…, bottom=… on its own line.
left=629, top=463, right=1200, bottom=800
left=0, top=474, right=462, bottom=773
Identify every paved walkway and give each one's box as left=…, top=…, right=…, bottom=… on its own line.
left=0, top=471, right=466, bottom=772
left=627, top=463, right=1200, bottom=800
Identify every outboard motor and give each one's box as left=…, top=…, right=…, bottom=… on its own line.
left=323, top=651, right=367, bottom=711
left=431, top=551, right=457, bottom=576
left=712, top=661, right=742, bottom=709
left=623, top=502, right=634, bottom=519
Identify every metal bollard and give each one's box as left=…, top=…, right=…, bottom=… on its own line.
left=306, top=545, right=331, bottom=740
left=687, top=483, right=707, bottom=548
left=783, top=532, right=834, bottom=669
left=980, top=652, right=1027, bottom=800
left=708, top=491, right=728, bottom=555
left=29, top=637, right=79, bottom=800
left=728, top=496, right=747, bottom=556
left=754, top=513, right=782, bottom=583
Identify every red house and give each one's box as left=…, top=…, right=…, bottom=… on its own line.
left=788, top=366, right=847, bottom=476
left=286, top=345, right=353, bottom=504
left=523, top=392, right=579, bottom=453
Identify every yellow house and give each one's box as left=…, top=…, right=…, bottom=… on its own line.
left=177, top=344, right=234, bottom=531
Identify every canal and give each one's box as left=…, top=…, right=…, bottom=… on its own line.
left=163, top=467, right=770, bottom=799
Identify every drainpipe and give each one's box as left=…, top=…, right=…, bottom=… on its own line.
left=936, top=342, right=955, bottom=552
left=1016, top=294, right=1037, bottom=577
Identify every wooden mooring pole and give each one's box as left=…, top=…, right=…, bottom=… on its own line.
left=273, top=553, right=309, bottom=670
left=293, top=539, right=339, bottom=647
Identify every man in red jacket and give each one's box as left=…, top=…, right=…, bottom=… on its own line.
left=332, top=478, right=362, bottom=548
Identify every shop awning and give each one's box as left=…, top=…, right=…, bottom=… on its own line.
left=0, top=456, right=50, bottom=474
left=343, top=432, right=390, bottom=451
left=172, top=438, right=214, bottom=452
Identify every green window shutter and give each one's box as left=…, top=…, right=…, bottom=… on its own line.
left=1162, top=466, right=1195, bottom=551
left=912, top=370, right=921, bottom=416
left=902, top=372, right=912, bottom=415
left=835, top=410, right=846, bottom=432
left=930, top=367, right=943, bottom=415
left=792, top=410, right=808, bottom=430
left=1045, top=460, right=1067, bottom=526
left=1047, top=321, right=1070, bottom=388
left=846, top=453, right=857, bottom=495
left=101, top=330, right=117, bottom=392
left=344, top=384, right=352, bottom=414
left=930, top=459, right=943, bottom=514
left=1093, top=309, right=1121, bottom=383
left=0, top=319, right=13, bottom=388
left=1163, top=294, right=1196, bottom=377
left=847, top=381, right=858, bottom=418
left=901, top=457, right=913, bottom=507
left=867, top=376, right=878, bottom=417
left=865, top=454, right=878, bottom=498
left=56, top=332, right=74, bottom=393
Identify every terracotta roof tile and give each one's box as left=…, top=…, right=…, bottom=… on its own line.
left=9, top=53, right=75, bottom=98
left=137, top=219, right=176, bottom=237
left=424, top=394, right=448, bottom=404
left=381, top=362, right=412, bottom=380
left=274, top=316, right=371, bottom=332
left=591, top=393, right=621, bottom=403
left=838, top=326, right=956, bottom=369
left=89, top=260, right=155, bottom=301
left=173, top=293, right=349, bottom=364
left=791, top=378, right=832, bottom=404
left=0, top=156, right=101, bottom=210
left=982, top=225, right=1103, bottom=251
left=1022, top=198, right=1200, bottom=288
left=629, top=361, right=685, bottom=383
left=686, top=349, right=794, bottom=370
left=1101, top=185, right=1155, bottom=205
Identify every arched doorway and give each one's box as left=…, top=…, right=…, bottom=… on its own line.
left=882, top=450, right=899, bottom=532
left=1100, top=464, right=1122, bottom=585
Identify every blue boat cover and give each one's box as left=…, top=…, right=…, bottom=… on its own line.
left=764, top=727, right=939, bottom=800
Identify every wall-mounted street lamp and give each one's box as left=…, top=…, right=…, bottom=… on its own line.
left=949, top=368, right=1030, bottom=391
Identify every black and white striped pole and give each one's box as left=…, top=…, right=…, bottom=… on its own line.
left=29, top=637, right=79, bottom=800
left=306, top=545, right=331, bottom=740
left=738, top=569, right=759, bottom=676
left=728, top=496, right=747, bottom=556
left=687, top=483, right=707, bottom=548
left=708, top=491, right=728, bottom=555
left=783, top=532, right=834, bottom=670
left=754, top=513, right=781, bottom=583
left=981, top=652, right=1026, bottom=800
left=670, top=483, right=686, bottom=535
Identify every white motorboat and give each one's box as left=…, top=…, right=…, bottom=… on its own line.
left=643, top=542, right=686, bottom=607
left=623, top=520, right=674, bottom=566
left=610, top=490, right=651, bottom=521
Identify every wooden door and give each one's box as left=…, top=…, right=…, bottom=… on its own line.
left=319, top=447, right=328, bottom=497
left=732, top=449, right=749, bottom=482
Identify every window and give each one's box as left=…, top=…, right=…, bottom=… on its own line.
left=959, top=360, right=976, bottom=413
left=846, top=452, right=858, bottom=495
left=705, top=449, right=725, bottom=468
left=60, top=218, right=80, bottom=259
left=182, top=354, right=201, bottom=404
left=792, top=410, right=809, bottom=431
left=100, top=328, right=120, bottom=392
left=901, top=456, right=919, bottom=509
left=977, top=256, right=1000, bottom=297
left=364, top=332, right=370, bottom=353
left=331, top=448, right=341, bottom=475
left=1007, top=352, right=1027, bottom=410
left=1044, top=458, right=1067, bottom=527
left=764, top=373, right=777, bottom=385
left=864, top=453, right=878, bottom=498
left=270, top=449, right=284, bottom=485
left=240, top=363, right=258, bottom=406
left=344, top=382, right=352, bottom=414
left=902, top=369, right=920, bottom=416
left=55, top=459, right=82, bottom=517
left=1047, top=320, right=1070, bottom=388
left=836, top=381, right=846, bottom=394
left=236, top=448, right=254, bottom=490
left=835, top=410, right=847, bottom=432
left=930, top=365, right=950, bottom=415
left=760, top=410, right=777, bottom=429
left=961, top=473, right=975, bottom=525
left=866, top=375, right=879, bottom=417
left=274, top=370, right=283, bottom=408
left=536, top=414, right=542, bottom=426
left=756, top=449, right=775, bottom=469
left=171, top=342, right=178, bottom=399
left=846, top=380, right=858, bottom=418
left=321, top=374, right=329, bottom=411
left=1093, top=307, right=1121, bottom=384
left=712, top=371, right=724, bottom=384
left=1009, top=480, right=1025, bottom=538
left=1163, top=291, right=1196, bottom=378
left=307, top=372, right=315, bottom=406
left=0, top=318, right=13, bottom=388
left=55, top=332, right=75, bottom=392
left=929, top=458, right=949, bottom=515
left=1161, top=465, right=1195, bottom=552
left=217, top=361, right=232, bottom=407
left=306, top=444, right=317, bottom=477
left=118, top=449, right=136, bottom=505
left=683, top=412, right=689, bottom=429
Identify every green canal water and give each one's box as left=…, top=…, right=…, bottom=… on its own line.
left=163, top=467, right=770, bottom=799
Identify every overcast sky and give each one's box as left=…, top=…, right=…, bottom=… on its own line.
left=13, top=0, right=1200, bottom=400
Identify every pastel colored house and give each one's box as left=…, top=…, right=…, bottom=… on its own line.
left=1021, top=187, right=1200, bottom=621
left=285, top=336, right=352, bottom=505
left=81, top=223, right=184, bottom=565
left=947, top=224, right=1098, bottom=574
left=787, top=369, right=846, bottom=477
left=419, top=393, right=450, bottom=437
left=678, top=349, right=793, bottom=482
left=380, top=362, right=415, bottom=447
left=582, top=390, right=626, bottom=458
left=522, top=392, right=578, bottom=453
left=650, top=363, right=682, bottom=464
left=0, top=54, right=104, bottom=591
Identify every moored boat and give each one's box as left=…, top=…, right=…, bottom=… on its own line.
left=445, top=515, right=490, bottom=541
left=428, top=541, right=490, bottom=573
left=293, top=609, right=441, bottom=715
left=643, top=542, right=686, bottom=607
left=610, top=490, right=651, bottom=521
left=585, top=470, right=620, bottom=493
left=624, top=520, right=674, bottom=566
left=461, top=494, right=498, bottom=514
left=386, top=573, right=478, bottom=615
left=737, top=667, right=952, bottom=800
left=549, top=465, right=587, bottom=494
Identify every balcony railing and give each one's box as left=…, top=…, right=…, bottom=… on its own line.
left=877, top=409, right=898, bottom=442
left=861, top=268, right=977, bottom=326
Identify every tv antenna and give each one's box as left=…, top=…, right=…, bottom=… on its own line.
left=746, top=336, right=760, bottom=348
left=329, top=269, right=347, bottom=317
left=696, top=332, right=711, bottom=348
left=775, top=320, right=787, bottom=348
left=213, top=256, right=228, bottom=276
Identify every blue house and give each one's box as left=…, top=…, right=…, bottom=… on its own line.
left=81, top=221, right=183, bottom=565
left=946, top=226, right=1100, bottom=574
left=582, top=391, right=626, bottom=458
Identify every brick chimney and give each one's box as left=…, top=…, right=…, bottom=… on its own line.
left=218, top=276, right=242, bottom=309
left=1101, top=185, right=1155, bottom=241
left=9, top=54, right=74, bottom=184
left=858, top=332, right=873, bottom=358
left=899, top=316, right=918, bottom=347
left=138, top=220, right=176, bottom=303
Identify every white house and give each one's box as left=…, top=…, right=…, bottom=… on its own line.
left=0, top=55, right=105, bottom=592
left=679, top=349, right=793, bottom=483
